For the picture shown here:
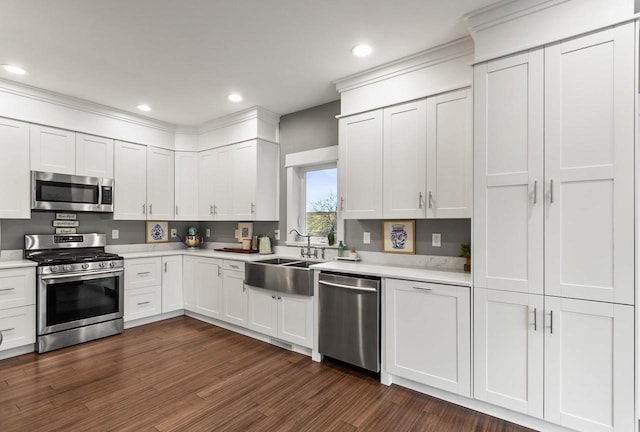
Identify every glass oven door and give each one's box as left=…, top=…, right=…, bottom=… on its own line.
left=38, top=269, right=124, bottom=335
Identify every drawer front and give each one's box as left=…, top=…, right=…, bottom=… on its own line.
left=0, top=305, right=36, bottom=351
left=124, top=286, right=162, bottom=322
left=223, top=260, right=245, bottom=274
left=125, top=258, right=162, bottom=290
left=0, top=268, right=36, bottom=309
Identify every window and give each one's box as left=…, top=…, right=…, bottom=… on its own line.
left=285, top=146, right=341, bottom=246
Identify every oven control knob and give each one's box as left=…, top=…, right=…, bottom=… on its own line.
left=99, top=262, right=107, bottom=268
left=82, top=263, right=89, bottom=270
left=50, top=265, right=59, bottom=273
left=109, top=261, right=116, bottom=268
left=63, top=265, right=72, bottom=272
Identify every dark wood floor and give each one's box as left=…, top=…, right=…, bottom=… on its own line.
left=0, top=316, right=535, bottom=431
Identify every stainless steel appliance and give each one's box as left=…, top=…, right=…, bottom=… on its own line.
left=25, top=234, right=124, bottom=353
left=318, top=272, right=381, bottom=372
left=31, top=171, right=114, bottom=212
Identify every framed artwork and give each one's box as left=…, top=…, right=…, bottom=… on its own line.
left=146, top=221, right=169, bottom=243
left=382, top=220, right=416, bottom=254
left=237, top=222, right=253, bottom=240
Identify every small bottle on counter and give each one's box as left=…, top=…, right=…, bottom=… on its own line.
left=338, top=241, right=344, bottom=257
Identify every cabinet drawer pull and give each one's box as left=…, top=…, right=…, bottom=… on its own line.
left=0, top=327, right=14, bottom=333
left=0, top=288, right=15, bottom=292
left=137, top=301, right=150, bottom=306
left=413, top=286, right=433, bottom=291
left=230, top=265, right=239, bottom=269
left=137, top=271, right=151, bottom=276
left=549, top=310, right=553, bottom=334
left=533, top=307, right=537, bottom=331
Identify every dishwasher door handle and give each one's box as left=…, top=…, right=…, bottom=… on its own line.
left=319, top=280, right=378, bottom=292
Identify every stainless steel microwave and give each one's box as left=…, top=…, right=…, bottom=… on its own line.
left=31, top=171, right=114, bottom=212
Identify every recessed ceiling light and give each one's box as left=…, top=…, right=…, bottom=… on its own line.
left=136, top=104, right=151, bottom=112
left=351, top=44, right=373, bottom=57
left=228, top=93, right=243, bottom=102
left=1, top=64, right=27, bottom=75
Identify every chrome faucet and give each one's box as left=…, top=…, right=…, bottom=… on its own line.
left=289, top=229, right=316, bottom=259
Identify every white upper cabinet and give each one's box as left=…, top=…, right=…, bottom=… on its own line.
left=338, top=109, right=384, bottom=219
left=114, top=141, right=147, bottom=220
left=0, top=118, right=30, bottom=219
left=426, top=88, right=472, bottom=218
left=544, top=25, right=634, bottom=305
left=198, top=148, right=216, bottom=220
left=212, top=145, right=233, bottom=220
left=382, top=100, right=426, bottom=219
left=473, top=50, right=544, bottom=295
left=30, top=124, right=76, bottom=175
left=146, top=146, right=174, bottom=221
left=232, top=141, right=257, bottom=220
left=75, top=133, right=114, bottom=178
left=174, top=152, right=198, bottom=221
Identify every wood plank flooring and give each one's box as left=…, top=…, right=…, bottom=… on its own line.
left=0, top=316, right=535, bottom=431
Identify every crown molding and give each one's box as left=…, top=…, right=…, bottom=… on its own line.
left=197, top=106, right=281, bottom=135
left=463, top=0, right=570, bottom=35
left=333, top=37, right=474, bottom=94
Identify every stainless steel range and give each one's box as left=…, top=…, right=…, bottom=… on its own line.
left=25, top=233, right=124, bottom=353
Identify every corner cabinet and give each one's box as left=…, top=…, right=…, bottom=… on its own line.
left=146, top=146, right=175, bottom=221
left=174, top=152, right=199, bottom=220
left=385, top=278, right=470, bottom=397
left=0, top=118, right=30, bottom=219
left=114, top=141, right=147, bottom=220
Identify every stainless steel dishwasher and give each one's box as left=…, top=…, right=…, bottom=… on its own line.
left=318, top=272, right=381, bottom=372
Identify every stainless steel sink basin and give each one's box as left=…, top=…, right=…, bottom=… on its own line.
left=244, top=258, right=316, bottom=296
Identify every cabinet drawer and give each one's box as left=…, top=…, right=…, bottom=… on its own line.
left=124, top=286, right=162, bottom=322
left=0, top=305, right=36, bottom=351
left=125, top=258, right=162, bottom=289
left=223, top=260, right=244, bottom=274
left=0, top=268, right=35, bottom=309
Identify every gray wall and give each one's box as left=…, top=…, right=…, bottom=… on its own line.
left=276, top=100, right=341, bottom=244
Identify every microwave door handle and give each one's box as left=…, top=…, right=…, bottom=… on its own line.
left=97, top=180, right=103, bottom=206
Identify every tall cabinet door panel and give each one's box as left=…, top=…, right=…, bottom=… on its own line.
left=194, top=258, right=223, bottom=319
left=198, top=149, right=216, bottom=220
left=474, top=288, right=543, bottom=418
left=338, top=110, right=383, bottom=219
left=426, top=88, right=472, bottom=218
left=212, top=145, right=233, bottom=220
left=30, top=125, right=75, bottom=175
left=0, top=118, right=30, bottom=219
left=544, top=297, right=634, bottom=432
left=382, top=100, right=426, bottom=219
left=174, top=152, right=199, bottom=220
left=75, top=133, right=114, bottom=178
left=544, top=23, right=634, bottom=305
left=114, top=141, right=147, bottom=220
left=473, top=50, right=544, bottom=294
left=146, top=147, right=174, bottom=221
left=232, top=141, right=258, bottom=220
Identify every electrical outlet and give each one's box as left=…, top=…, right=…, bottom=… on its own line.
left=206, top=228, right=211, bottom=238
left=274, top=229, right=280, bottom=241
left=363, top=232, right=371, bottom=244
left=432, top=233, right=441, bottom=247
left=171, top=229, right=177, bottom=238
left=111, top=229, right=119, bottom=240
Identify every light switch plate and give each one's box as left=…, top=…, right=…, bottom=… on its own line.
left=112, top=229, right=119, bottom=240
left=274, top=229, right=280, bottom=240
left=170, top=229, right=177, bottom=238
left=363, top=232, right=371, bottom=244
left=432, top=233, right=441, bottom=247
left=206, top=228, right=211, bottom=238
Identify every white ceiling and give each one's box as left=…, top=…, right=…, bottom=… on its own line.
left=0, top=0, right=498, bottom=127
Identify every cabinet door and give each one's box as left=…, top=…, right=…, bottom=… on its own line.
left=426, top=88, right=472, bottom=218
left=222, top=269, right=247, bottom=327
left=0, top=305, right=35, bottom=351
left=212, top=145, right=233, bottom=220
left=174, top=152, right=199, bottom=220
left=382, top=100, right=427, bottom=219
left=385, top=279, right=470, bottom=396
left=247, top=287, right=277, bottom=337
left=473, top=50, right=544, bottom=294
left=125, top=286, right=162, bottom=322
left=277, top=293, right=313, bottom=348
left=114, top=141, right=147, bottom=220
left=232, top=141, right=257, bottom=220
left=0, top=118, right=30, bottom=219
left=125, top=257, right=162, bottom=289
left=147, top=147, right=175, bottom=221
left=198, top=149, right=216, bottom=220
left=162, top=256, right=183, bottom=313
left=338, top=110, right=383, bottom=219
left=182, top=256, right=196, bottom=312
left=75, top=133, right=114, bottom=178
left=544, top=24, right=634, bottom=305
left=473, top=288, right=543, bottom=417
left=30, top=124, right=75, bottom=175
left=194, top=258, right=223, bottom=319
left=544, top=297, right=634, bottom=432
left=0, top=268, right=36, bottom=309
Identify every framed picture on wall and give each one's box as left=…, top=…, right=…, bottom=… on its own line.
left=146, top=221, right=169, bottom=243
left=382, top=220, right=416, bottom=254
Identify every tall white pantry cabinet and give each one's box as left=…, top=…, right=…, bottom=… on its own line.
left=473, top=23, right=635, bottom=432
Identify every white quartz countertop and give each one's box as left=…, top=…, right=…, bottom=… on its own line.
left=0, top=259, right=38, bottom=269
left=310, top=261, right=471, bottom=287
left=117, top=248, right=274, bottom=262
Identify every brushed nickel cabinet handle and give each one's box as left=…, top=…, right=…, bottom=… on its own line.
left=533, top=307, right=537, bottom=331
left=340, top=197, right=345, bottom=211
left=137, top=271, right=150, bottom=276
left=210, top=204, right=214, bottom=215
left=214, top=205, right=217, bottom=215
left=533, top=181, right=538, bottom=204
left=149, top=203, right=153, bottom=215
left=175, top=205, right=179, bottom=215
left=137, top=301, right=150, bottom=306
left=550, top=180, right=554, bottom=204
left=413, top=286, right=433, bottom=292
left=0, top=288, right=15, bottom=292
left=428, top=191, right=433, bottom=209
left=250, top=203, right=255, bottom=214
left=164, top=262, right=167, bottom=272
left=142, top=203, right=146, bottom=214
left=418, top=192, right=423, bottom=209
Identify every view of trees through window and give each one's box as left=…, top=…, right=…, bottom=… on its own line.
left=305, top=168, right=337, bottom=236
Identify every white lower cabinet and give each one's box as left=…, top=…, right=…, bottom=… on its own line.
left=385, top=278, right=470, bottom=397
left=247, top=287, right=313, bottom=348
left=0, top=305, right=36, bottom=352
left=125, top=286, right=162, bottom=321
left=474, top=288, right=634, bottom=432
left=221, top=261, right=247, bottom=327
left=125, top=256, right=182, bottom=321
left=193, top=257, right=223, bottom=319
left=161, top=256, right=183, bottom=313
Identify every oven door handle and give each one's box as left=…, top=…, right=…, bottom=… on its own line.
left=41, top=268, right=123, bottom=281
